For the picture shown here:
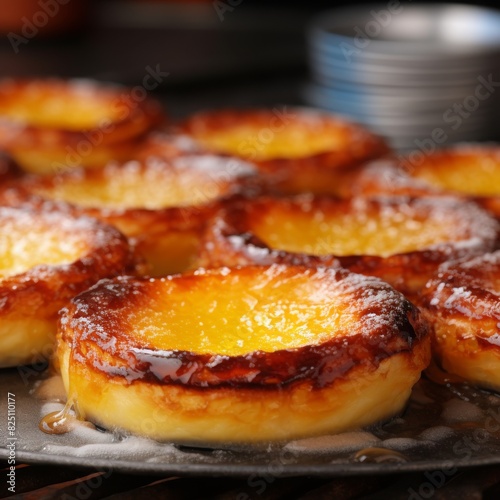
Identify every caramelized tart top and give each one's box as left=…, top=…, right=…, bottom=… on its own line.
left=0, top=209, right=86, bottom=279
left=0, top=206, right=138, bottom=319
left=4, top=155, right=257, bottom=212
left=178, top=108, right=388, bottom=163
left=60, top=265, right=427, bottom=388
left=349, top=147, right=500, bottom=201
left=215, top=195, right=498, bottom=259
left=0, top=78, right=164, bottom=145
left=0, top=207, right=130, bottom=280
left=0, top=79, right=121, bottom=130
left=406, top=145, right=500, bottom=197
left=421, top=251, right=500, bottom=327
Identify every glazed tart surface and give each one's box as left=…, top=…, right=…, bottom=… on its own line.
left=178, top=108, right=380, bottom=160
left=0, top=78, right=164, bottom=174
left=0, top=206, right=136, bottom=367
left=22, top=156, right=255, bottom=211
left=199, top=195, right=499, bottom=295
left=58, top=264, right=430, bottom=443
left=350, top=147, right=500, bottom=220
left=407, top=146, right=500, bottom=220
left=178, top=108, right=390, bottom=195
left=0, top=155, right=256, bottom=275
left=419, top=251, right=500, bottom=391
left=407, top=146, right=500, bottom=197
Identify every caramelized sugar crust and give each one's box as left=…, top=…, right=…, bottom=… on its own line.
left=410, top=146, right=500, bottom=220
left=0, top=156, right=257, bottom=275
left=178, top=108, right=390, bottom=194
left=60, top=266, right=426, bottom=386
left=419, top=251, right=500, bottom=391
left=348, top=161, right=442, bottom=198
left=58, top=265, right=430, bottom=442
left=0, top=78, right=165, bottom=174
left=0, top=207, right=137, bottom=367
left=199, top=195, right=499, bottom=296
left=409, top=146, right=500, bottom=197
left=350, top=146, right=500, bottom=219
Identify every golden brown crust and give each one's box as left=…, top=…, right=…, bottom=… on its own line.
left=61, top=268, right=427, bottom=388
left=347, top=160, right=442, bottom=198
left=0, top=207, right=136, bottom=317
left=198, top=195, right=499, bottom=296
left=405, top=145, right=500, bottom=195
left=177, top=108, right=390, bottom=195
left=419, top=251, right=500, bottom=390
left=57, top=265, right=430, bottom=442
left=0, top=78, right=165, bottom=174
left=59, top=341, right=430, bottom=443
left=0, top=156, right=259, bottom=275
left=0, top=206, right=138, bottom=367
left=349, top=146, right=500, bottom=220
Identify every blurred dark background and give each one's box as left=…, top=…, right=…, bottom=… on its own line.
left=0, top=0, right=499, bottom=119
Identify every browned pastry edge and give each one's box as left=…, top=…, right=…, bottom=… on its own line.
left=347, top=147, right=500, bottom=222
left=198, top=195, right=499, bottom=296
left=176, top=109, right=390, bottom=187
left=0, top=78, right=166, bottom=149
left=59, top=265, right=430, bottom=390
left=419, top=251, right=500, bottom=390
left=0, top=207, right=138, bottom=320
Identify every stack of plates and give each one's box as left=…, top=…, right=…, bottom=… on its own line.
left=305, top=4, right=500, bottom=150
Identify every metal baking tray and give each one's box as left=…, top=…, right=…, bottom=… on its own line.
left=2, top=364, right=500, bottom=477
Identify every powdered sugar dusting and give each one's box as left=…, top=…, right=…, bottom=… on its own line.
left=29, top=154, right=254, bottom=210
left=423, top=251, right=500, bottom=313
left=0, top=207, right=121, bottom=278
left=441, top=398, right=484, bottom=423
left=285, top=432, right=380, bottom=453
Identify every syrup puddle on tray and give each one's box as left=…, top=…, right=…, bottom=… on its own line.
left=39, top=405, right=95, bottom=435
left=31, top=367, right=500, bottom=465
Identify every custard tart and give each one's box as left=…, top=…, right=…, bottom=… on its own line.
left=420, top=251, right=500, bottom=391
left=199, top=195, right=499, bottom=297
left=350, top=146, right=500, bottom=220
left=0, top=156, right=257, bottom=276
left=57, top=264, right=430, bottom=443
left=0, top=78, right=164, bottom=174
left=0, top=206, right=136, bottom=367
left=178, top=108, right=390, bottom=195
left=405, top=145, right=500, bottom=220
